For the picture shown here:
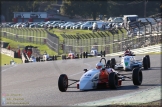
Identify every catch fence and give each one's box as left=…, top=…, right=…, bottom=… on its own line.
left=1, top=27, right=60, bottom=54
left=61, top=19, right=162, bottom=54
left=1, top=17, right=161, bottom=55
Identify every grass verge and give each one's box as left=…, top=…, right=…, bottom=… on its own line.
left=0, top=53, right=22, bottom=66
left=1, top=37, right=57, bottom=55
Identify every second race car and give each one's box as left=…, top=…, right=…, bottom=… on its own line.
left=110, top=54, right=150, bottom=71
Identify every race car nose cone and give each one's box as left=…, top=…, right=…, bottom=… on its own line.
left=79, top=79, right=93, bottom=90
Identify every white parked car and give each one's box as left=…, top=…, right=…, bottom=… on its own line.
left=80, top=21, right=95, bottom=29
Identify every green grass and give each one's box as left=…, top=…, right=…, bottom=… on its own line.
left=1, top=37, right=57, bottom=55
left=48, top=28, right=93, bottom=42
left=0, top=53, right=22, bottom=66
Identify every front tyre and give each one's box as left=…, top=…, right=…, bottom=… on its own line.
left=110, top=58, right=116, bottom=69
left=106, top=60, right=111, bottom=68
left=132, top=68, right=143, bottom=85
left=145, top=55, right=150, bottom=68
left=143, top=56, right=148, bottom=70
left=58, top=74, right=68, bottom=92
left=109, top=72, right=118, bottom=89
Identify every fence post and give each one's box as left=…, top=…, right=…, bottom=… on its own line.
left=112, top=32, right=114, bottom=53
left=38, top=29, right=41, bottom=44
left=57, top=37, right=59, bottom=55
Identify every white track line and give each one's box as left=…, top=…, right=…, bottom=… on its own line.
left=1, top=65, right=17, bottom=72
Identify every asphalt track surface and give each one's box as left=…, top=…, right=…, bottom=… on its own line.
left=1, top=54, right=161, bottom=106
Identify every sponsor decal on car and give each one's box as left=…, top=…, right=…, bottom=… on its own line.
left=125, top=62, right=128, bottom=66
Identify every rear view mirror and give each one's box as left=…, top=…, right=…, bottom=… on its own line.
left=83, top=69, right=88, bottom=73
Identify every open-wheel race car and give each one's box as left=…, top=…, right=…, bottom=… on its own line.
left=66, top=52, right=80, bottom=59
left=58, top=58, right=143, bottom=92
left=112, top=54, right=150, bottom=71
left=67, top=52, right=76, bottom=59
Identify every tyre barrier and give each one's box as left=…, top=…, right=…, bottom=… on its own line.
left=83, top=52, right=86, bottom=58
left=54, top=55, right=57, bottom=60
left=62, top=55, right=66, bottom=60
left=100, top=50, right=106, bottom=57
left=80, top=53, right=82, bottom=58
left=85, top=52, right=88, bottom=58
left=25, top=59, right=29, bottom=63
left=76, top=54, right=79, bottom=58
left=52, top=55, right=55, bottom=61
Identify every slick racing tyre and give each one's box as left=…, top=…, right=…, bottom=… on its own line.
left=110, top=58, right=116, bottom=69
left=109, top=72, right=118, bottom=89
left=145, top=55, right=150, bottom=68
left=143, top=56, right=148, bottom=70
left=132, top=68, right=143, bottom=85
left=106, top=60, right=111, bottom=68
left=58, top=74, right=68, bottom=92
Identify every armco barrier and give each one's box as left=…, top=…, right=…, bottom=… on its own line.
left=0, top=48, right=15, bottom=57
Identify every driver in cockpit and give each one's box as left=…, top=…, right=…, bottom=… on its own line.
left=124, top=48, right=133, bottom=56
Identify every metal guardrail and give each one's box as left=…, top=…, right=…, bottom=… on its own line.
left=62, top=32, right=161, bottom=54
left=0, top=48, right=15, bottom=57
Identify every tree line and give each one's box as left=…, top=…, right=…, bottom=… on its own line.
left=1, top=0, right=161, bottom=21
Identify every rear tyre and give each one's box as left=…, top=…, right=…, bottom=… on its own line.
left=58, top=74, right=68, bottom=92
left=143, top=56, right=148, bottom=70
left=109, top=72, right=118, bottom=89
left=132, top=68, right=143, bottom=85
left=106, top=60, right=111, bottom=68
left=110, top=58, right=116, bottom=69
left=145, top=55, right=150, bottom=68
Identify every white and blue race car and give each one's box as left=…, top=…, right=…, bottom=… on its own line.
left=111, top=54, right=150, bottom=71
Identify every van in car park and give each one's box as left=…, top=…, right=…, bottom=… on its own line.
left=123, top=15, right=138, bottom=28
left=88, top=21, right=105, bottom=30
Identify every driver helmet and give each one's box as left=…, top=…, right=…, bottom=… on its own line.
left=96, top=62, right=104, bottom=69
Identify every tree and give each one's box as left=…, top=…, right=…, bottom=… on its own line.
left=1, top=0, right=34, bottom=21
left=1, top=0, right=161, bottom=21
left=60, top=0, right=108, bottom=20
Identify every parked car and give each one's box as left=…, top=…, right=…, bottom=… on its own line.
left=72, top=22, right=84, bottom=29
left=88, top=21, right=105, bottom=30
left=80, top=21, right=96, bottom=30
left=65, top=23, right=75, bottom=29
left=60, top=22, right=73, bottom=29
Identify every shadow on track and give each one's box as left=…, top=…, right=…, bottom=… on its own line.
left=140, top=84, right=161, bottom=86
left=66, top=85, right=139, bottom=92
left=148, top=67, right=162, bottom=70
